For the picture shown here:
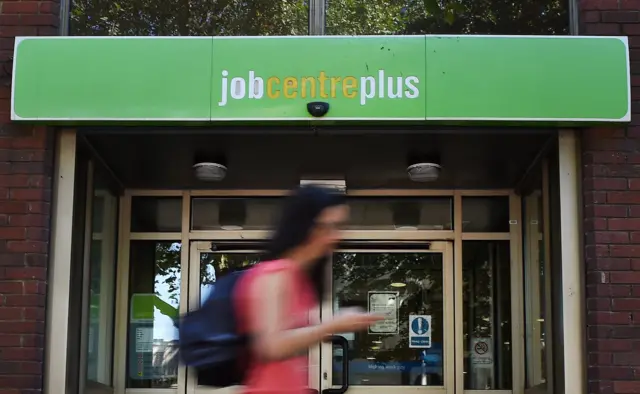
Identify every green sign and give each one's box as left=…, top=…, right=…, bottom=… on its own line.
left=130, top=293, right=178, bottom=322
left=11, top=36, right=630, bottom=124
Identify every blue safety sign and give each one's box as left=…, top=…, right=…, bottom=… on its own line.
left=409, top=315, right=432, bottom=348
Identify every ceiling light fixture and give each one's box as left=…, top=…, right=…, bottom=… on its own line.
left=193, top=153, right=228, bottom=182
left=407, top=153, right=441, bottom=182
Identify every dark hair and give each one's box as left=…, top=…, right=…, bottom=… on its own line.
left=264, top=185, right=346, bottom=301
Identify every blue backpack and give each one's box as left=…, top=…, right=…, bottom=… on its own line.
left=179, top=270, right=249, bottom=387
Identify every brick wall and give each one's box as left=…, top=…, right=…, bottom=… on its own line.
left=581, top=1, right=640, bottom=393
left=0, top=1, right=60, bottom=393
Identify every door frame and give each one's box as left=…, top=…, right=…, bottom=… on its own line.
left=318, top=242, right=455, bottom=394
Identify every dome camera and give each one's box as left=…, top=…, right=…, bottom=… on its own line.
left=307, top=102, right=330, bottom=117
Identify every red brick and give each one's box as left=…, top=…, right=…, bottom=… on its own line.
left=611, top=326, right=640, bottom=338
left=591, top=231, right=630, bottom=244
left=589, top=205, right=627, bottom=218
left=621, top=0, right=640, bottom=9
left=587, top=177, right=628, bottom=190
left=9, top=189, right=48, bottom=201
left=589, top=311, right=633, bottom=325
left=609, top=192, right=640, bottom=204
left=0, top=308, right=23, bottom=320
left=584, top=10, right=602, bottom=22
left=20, top=14, right=58, bottom=27
left=0, top=321, right=44, bottom=334
left=610, top=246, right=640, bottom=258
left=602, top=11, right=640, bottom=22
left=588, top=258, right=631, bottom=271
left=3, top=295, right=45, bottom=307
left=587, top=283, right=631, bottom=297
left=612, top=298, right=640, bottom=310
left=8, top=214, right=48, bottom=227
left=625, top=23, right=640, bottom=35
left=0, top=375, right=41, bottom=389
left=590, top=366, right=634, bottom=379
left=0, top=227, right=25, bottom=240
left=584, top=151, right=628, bottom=164
left=581, top=0, right=622, bottom=10
left=609, top=218, right=640, bottom=230
left=0, top=282, right=22, bottom=294
left=0, top=334, right=21, bottom=347
left=6, top=241, right=47, bottom=254
left=614, top=381, right=640, bottom=393
left=0, top=175, right=29, bottom=188
left=3, top=267, right=45, bottom=281
left=610, top=271, right=640, bottom=283
left=1, top=2, right=39, bottom=14
left=590, top=338, right=633, bottom=351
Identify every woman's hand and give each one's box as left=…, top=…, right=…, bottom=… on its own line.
left=328, top=307, right=385, bottom=333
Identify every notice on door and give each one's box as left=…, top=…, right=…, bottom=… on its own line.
left=471, top=338, right=493, bottom=365
left=368, top=291, right=399, bottom=334
left=409, top=315, right=432, bottom=348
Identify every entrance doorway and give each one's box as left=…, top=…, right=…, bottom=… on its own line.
left=115, top=190, right=524, bottom=394
left=187, top=241, right=455, bottom=394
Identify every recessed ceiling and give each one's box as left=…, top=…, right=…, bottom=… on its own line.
left=84, top=129, right=552, bottom=190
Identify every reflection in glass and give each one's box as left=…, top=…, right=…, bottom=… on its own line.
left=199, top=252, right=262, bottom=305
left=86, top=174, right=118, bottom=385
left=191, top=198, right=281, bottom=231
left=332, top=252, right=444, bottom=386
left=198, top=252, right=262, bottom=385
left=524, top=180, right=548, bottom=387
left=347, top=198, right=452, bottom=230
left=462, top=197, right=510, bottom=233
left=463, top=241, right=512, bottom=390
left=131, top=197, right=182, bottom=233
left=70, top=0, right=309, bottom=36
left=191, top=197, right=452, bottom=231
left=325, top=0, right=567, bottom=35
left=127, top=241, right=182, bottom=389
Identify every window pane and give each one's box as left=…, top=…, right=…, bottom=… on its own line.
left=463, top=241, right=512, bottom=390
left=192, top=197, right=452, bottom=231
left=86, top=175, right=118, bottom=385
left=462, top=197, right=510, bottom=232
left=69, top=0, right=309, bottom=36
left=325, top=0, right=568, bottom=35
left=332, top=252, right=445, bottom=386
left=347, top=198, right=452, bottom=231
left=127, top=241, right=182, bottom=389
left=523, top=183, right=548, bottom=387
left=131, top=197, right=182, bottom=232
left=191, top=198, right=281, bottom=231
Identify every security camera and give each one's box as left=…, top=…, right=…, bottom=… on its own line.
left=307, top=102, right=330, bottom=117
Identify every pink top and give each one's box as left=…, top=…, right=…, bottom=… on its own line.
left=235, top=260, right=317, bottom=394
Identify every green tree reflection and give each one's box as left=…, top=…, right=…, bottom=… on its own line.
left=70, top=0, right=309, bottom=35
left=325, top=0, right=568, bottom=35
left=69, top=0, right=567, bottom=37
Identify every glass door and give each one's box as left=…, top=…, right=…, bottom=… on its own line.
left=187, top=241, right=263, bottom=394
left=320, top=242, right=455, bottom=394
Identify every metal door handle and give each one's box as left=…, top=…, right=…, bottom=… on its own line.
left=322, top=335, right=349, bottom=394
